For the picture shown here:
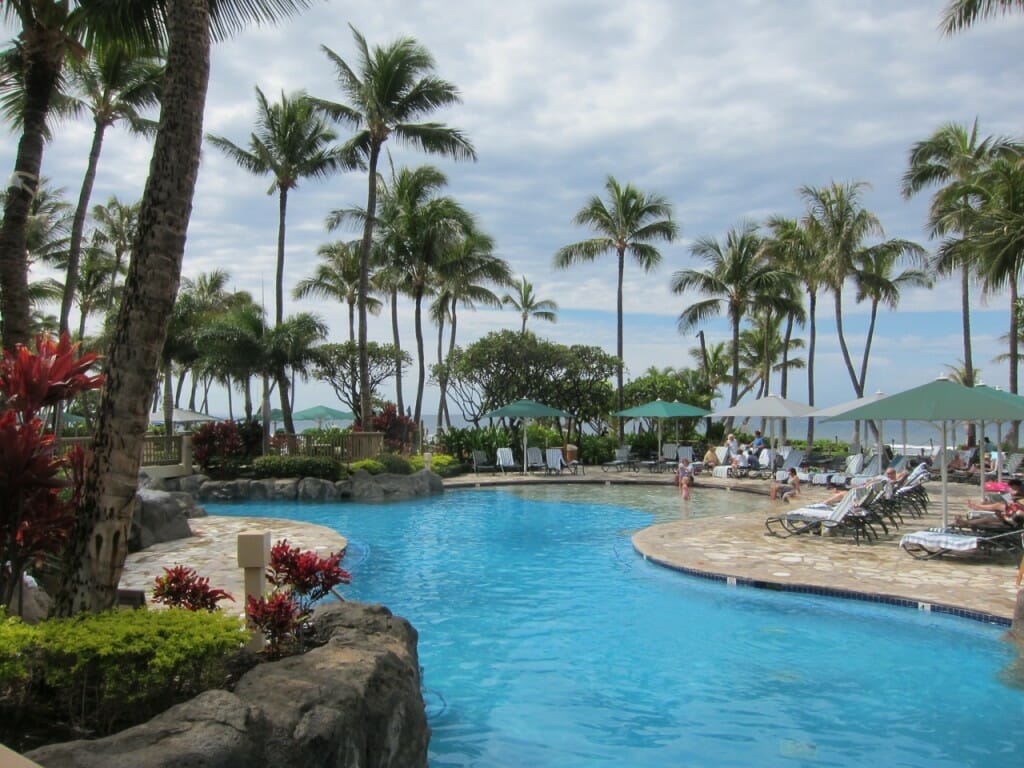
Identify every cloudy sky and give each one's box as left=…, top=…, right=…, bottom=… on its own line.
left=5, top=0, right=1024, bottom=425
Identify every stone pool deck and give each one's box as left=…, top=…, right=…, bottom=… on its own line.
left=120, top=468, right=1022, bottom=623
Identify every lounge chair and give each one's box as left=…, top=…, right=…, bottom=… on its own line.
left=899, top=526, right=1024, bottom=560
left=545, top=447, right=572, bottom=475
left=471, top=450, right=495, bottom=474
left=525, top=446, right=546, bottom=472
left=496, top=447, right=522, bottom=473
left=849, top=453, right=882, bottom=487
left=765, top=479, right=889, bottom=542
left=602, top=447, right=636, bottom=472
left=774, top=449, right=805, bottom=483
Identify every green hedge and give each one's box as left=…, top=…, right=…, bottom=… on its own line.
left=252, top=455, right=340, bottom=480
left=1, top=609, right=246, bottom=740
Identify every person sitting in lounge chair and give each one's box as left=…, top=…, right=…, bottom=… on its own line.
left=959, top=486, right=1024, bottom=530
left=702, top=445, right=718, bottom=469
left=769, top=467, right=800, bottom=502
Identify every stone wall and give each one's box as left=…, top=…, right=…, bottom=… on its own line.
left=26, top=602, right=430, bottom=768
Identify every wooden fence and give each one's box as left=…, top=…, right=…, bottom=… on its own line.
left=266, top=432, right=385, bottom=462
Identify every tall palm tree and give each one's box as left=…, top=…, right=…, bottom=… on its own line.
left=74, top=238, right=119, bottom=338
left=207, top=86, right=343, bottom=327
left=555, top=175, right=678, bottom=438
left=90, top=195, right=139, bottom=313
left=763, top=216, right=816, bottom=441
left=671, top=222, right=789, bottom=408
left=852, top=241, right=932, bottom=392
left=315, top=25, right=476, bottom=426
left=432, top=228, right=510, bottom=429
left=59, top=42, right=163, bottom=335
left=942, top=0, right=1024, bottom=33
left=901, top=121, right=1020, bottom=415
left=501, top=275, right=558, bottom=334
left=293, top=239, right=382, bottom=343
left=57, top=0, right=317, bottom=616
left=799, top=181, right=883, bottom=399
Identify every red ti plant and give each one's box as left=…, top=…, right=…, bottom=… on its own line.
left=245, top=592, right=300, bottom=658
left=0, top=334, right=104, bottom=610
left=266, top=538, right=351, bottom=616
left=152, top=564, right=235, bottom=611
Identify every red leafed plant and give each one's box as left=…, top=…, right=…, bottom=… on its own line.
left=266, top=539, right=351, bottom=615
left=152, top=564, right=235, bottom=611
left=0, top=333, right=104, bottom=610
left=245, top=592, right=299, bottom=658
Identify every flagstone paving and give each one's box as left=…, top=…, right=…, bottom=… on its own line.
left=120, top=468, right=1022, bottom=622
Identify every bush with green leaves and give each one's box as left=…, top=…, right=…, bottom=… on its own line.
left=252, top=455, right=340, bottom=480
left=435, top=425, right=513, bottom=461
left=375, top=452, right=413, bottom=475
left=408, top=452, right=461, bottom=476
left=578, top=434, right=618, bottom=464
left=348, top=458, right=386, bottom=475
left=0, top=609, right=246, bottom=741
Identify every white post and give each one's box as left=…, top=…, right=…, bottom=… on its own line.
left=237, top=531, right=271, bottom=652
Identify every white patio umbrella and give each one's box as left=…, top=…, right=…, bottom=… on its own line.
left=811, top=391, right=888, bottom=467
left=711, top=394, right=816, bottom=470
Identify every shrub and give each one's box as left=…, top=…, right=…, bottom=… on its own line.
left=370, top=403, right=417, bottom=452
left=0, top=609, right=246, bottom=740
left=191, top=421, right=244, bottom=472
left=578, top=434, right=618, bottom=465
left=375, top=452, right=413, bottom=475
left=252, top=455, right=339, bottom=480
left=408, top=452, right=460, bottom=476
left=152, top=565, right=234, bottom=611
left=349, top=458, right=386, bottom=475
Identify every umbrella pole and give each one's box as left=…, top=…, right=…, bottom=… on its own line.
left=941, top=421, right=949, bottom=528
left=979, top=420, right=985, bottom=498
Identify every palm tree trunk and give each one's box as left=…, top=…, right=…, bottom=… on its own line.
left=615, top=249, right=625, bottom=442
left=61, top=120, right=108, bottom=335
left=858, top=302, right=879, bottom=393
left=780, top=313, right=794, bottom=442
left=962, top=266, right=977, bottom=446
left=348, top=298, right=356, bottom=343
left=54, top=0, right=212, bottom=615
left=391, top=287, right=404, bottom=415
left=443, top=302, right=458, bottom=430
left=163, top=360, right=174, bottom=454
left=413, top=289, right=426, bottom=425
left=806, top=291, right=817, bottom=447
left=0, top=27, right=64, bottom=350
left=435, top=311, right=446, bottom=432
left=1010, top=279, right=1020, bottom=446
left=730, top=312, right=741, bottom=407
left=275, top=188, right=287, bottom=327
left=833, top=291, right=862, bottom=397
left=175, top=370, right=188, bottom=406
left=226, top=375, right=234, bottom=421
left=357, top=145, right=381, bottom=426
left=278, top=369, right=295, bottom=437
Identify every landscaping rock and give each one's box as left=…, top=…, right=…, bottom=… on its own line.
left=298, top=477, right=340, bottom=501
left=27, top=602, right=429, bottom=768
left=349, top=469, right=444, bottom=501
left=197, top=480, right=252, bottom=502
left=129, top=488, right=206, bottom=553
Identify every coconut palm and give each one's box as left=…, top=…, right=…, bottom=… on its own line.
left=293, top=239, right=382, bottom=343
left=852, top=242, right=932, bottom=392
left=90, top=195, right=139, bottom=313
left=942, top=0, right=1024, bottom=32
left=763, top=216, right=820, bottom=441
left=315, top=25, right=476, bottom=427
left=74, top=238, right=120, bottom=339
left=58, top=43, right=163, bottom=335
left=671, top=222, right=789, bottom=408
left=555, top=175, right=678, bottom=437
left=207, top=86, right=344, bottom=326
left=57, top=0, right=317, bottom=615
left=901, top=121, right=1020, bottom=412
left=431, top=229, right=510, bottom=429
left=501, top=275, right=558, bottom=334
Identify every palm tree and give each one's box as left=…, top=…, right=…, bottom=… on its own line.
left=555, top=175, right=678, bottom=438
left=852, top=242, right=932, bottom=392
left=59, top=42, right=163, bottom=335
left=671, top=222, right=789, bottom=408
left=763, top=216, right=820, bottom=442
left=901, top=121, right=1020, bottom=414
left=293, top=239, right=382, bottom=343
left=432, top=228, right=510, bottom=429
left=501, top=275, right=558, bottom=334
left=74, top=238, right=120, bottom=339
left=90, top=195, right=139, bottom=313
left=57, top=0, right=317, bottom=615
left=315, top=25, right=476, bottom=426
left=207, top=86, right=343, bottom=327
left=942, top=0, right=1024, bottom=33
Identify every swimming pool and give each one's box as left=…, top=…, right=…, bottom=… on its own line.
left=209, top=487, right=1024, bottom=767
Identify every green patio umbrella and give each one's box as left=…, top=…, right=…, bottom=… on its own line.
left=293, top=404, right=356, bottom=422
left=823, top=377, right=1024, bottom=526
left=614, top=399, right=710, bottom=460
left=481, top=399, right=571, bottom=473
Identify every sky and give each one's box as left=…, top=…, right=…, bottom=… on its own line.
left=4, top=0, right=1024, bottom=430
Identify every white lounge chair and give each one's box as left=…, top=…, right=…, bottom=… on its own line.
left=497, top=447, right=521, bottom=473
left=525, top=446, right=545, bottom=472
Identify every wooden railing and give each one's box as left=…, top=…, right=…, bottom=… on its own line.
left=59, top=435, right=185, bottom=467
left=267, top=432, right=386, bottom=462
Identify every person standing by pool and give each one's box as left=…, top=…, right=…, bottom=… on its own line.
left=678, top=457, right=694, bottom=500
left=751, top=430, right=765, bottom=452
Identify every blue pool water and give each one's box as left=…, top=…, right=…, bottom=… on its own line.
left=209, top=487, right=1024, bottom=767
